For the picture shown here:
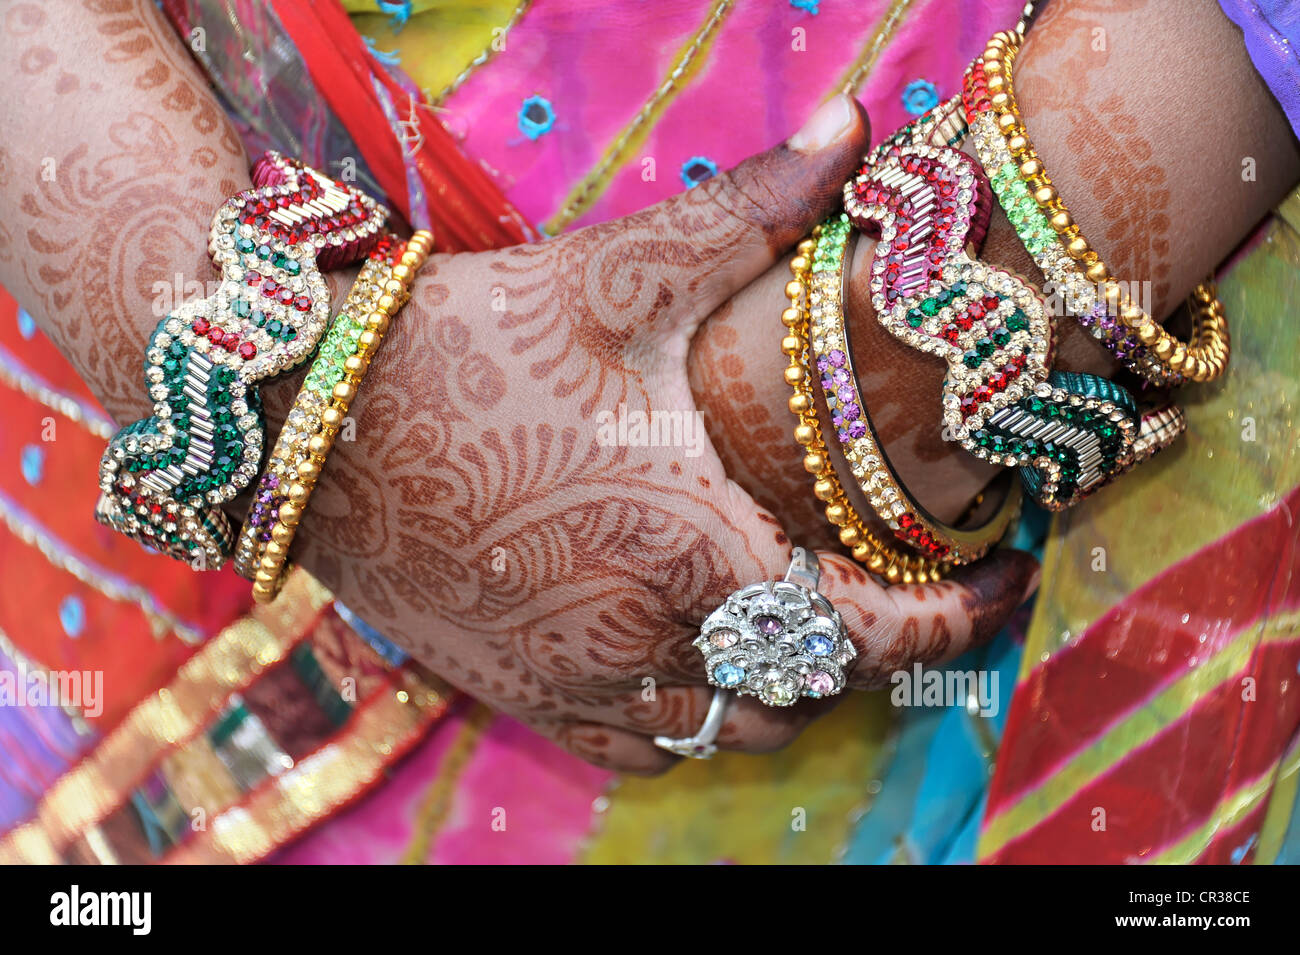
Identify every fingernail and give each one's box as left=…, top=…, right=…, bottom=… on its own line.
left=1023, top=564, right=1042, bottom=603
left=788, top=94, right=855, bottom=153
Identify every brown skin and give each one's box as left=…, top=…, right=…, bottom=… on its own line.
left=699, top=0, right=1300, bottom=530
left=0, top=0, right=1295, bottom=772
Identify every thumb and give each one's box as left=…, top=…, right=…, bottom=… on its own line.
left=649, top=93, right=869, bottom=333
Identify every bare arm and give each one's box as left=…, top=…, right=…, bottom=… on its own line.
left=691, top=0, right=1300, bottom=531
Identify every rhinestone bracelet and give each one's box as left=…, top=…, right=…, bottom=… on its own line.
left=844, top=100, right=1152, bottom=510
left=800, top=215, right=1021, bottom=564
left=96, top=153, right=388, bottom=569
left=782, top=235, right=945, bottom=584
left=234, top=240, right=398, bottom=580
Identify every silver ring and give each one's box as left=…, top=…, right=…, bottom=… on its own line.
left=691, top=548, right=855, bottom=707
left=654, top=688, right=729, bottom=759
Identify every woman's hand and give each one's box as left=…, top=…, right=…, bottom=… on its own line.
left=296, top=96, right=1039, bottom=772
left=0, top=2, right=1043, bottom=775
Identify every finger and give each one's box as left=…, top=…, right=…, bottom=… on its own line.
left=539, top=720, right=679, bottom=775
left=812, top=547, right=1040, bottom=689
left=660, top=94, right=869, bottom=335
left=670, top=478, right=1035, bottom=699
left=555, top=94, right=869, bottom=345
left=571, top=684, right=840, bottom=754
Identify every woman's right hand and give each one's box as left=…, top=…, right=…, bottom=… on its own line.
left=295, top=96, right=1040, bottom=773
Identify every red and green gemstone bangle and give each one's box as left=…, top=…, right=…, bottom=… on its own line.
left=844, top=101, right=1144, bottom=510
left=95, top=152, right=388, bottom=569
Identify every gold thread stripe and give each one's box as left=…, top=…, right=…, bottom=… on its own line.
left=160, top=732, right=245, bottom=820
left=0, top=569, right=330, bottom=863
left=1145, top=763, right=1281, bottom=865
left=78, top=826, right=119, bottom=864
left=1253, top=734, right=1300, bottom=864
left=828, top=0, right=918, bottom=99
left=166, top=669, right=449, bottom=864
left=429, top=0, right=534, bottom=106
left=0, top=343, right=116, bottom=440
left=0, top=489, right=206, bottom=645
left=0, top=824, right=60, bottom=865
left=979, top=606, right=1300, bottom=859
left=542, top=0, right=735, bottom=234
left=400, top=701, right=495, bottom=864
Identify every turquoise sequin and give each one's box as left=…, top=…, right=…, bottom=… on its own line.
left=58, top=595, right=85, bottom=639
left=902, top=79, right=940, bottom=116
left=20, top=445, right=44, bottom=486
left=680, top=156, right=718, bottom=188
left=518, top=96, right=556, bottom=140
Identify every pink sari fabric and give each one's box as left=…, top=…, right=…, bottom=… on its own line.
left=445, top=0, right=1015, bottom=232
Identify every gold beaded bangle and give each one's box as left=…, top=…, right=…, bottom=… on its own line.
left=783, top=231, right=946, bottom=585
left=970, top=30, right=1229, bottom=385
left=804, top=219, right=1021, bottom=565
left=247, top=230, right=433, bottom=603
left=233, top=250, right=395, bottom=580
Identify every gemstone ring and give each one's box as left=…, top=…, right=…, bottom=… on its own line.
left=653, top=688, right=730, bottom=759
left=692, top=548, right=856, bottom=707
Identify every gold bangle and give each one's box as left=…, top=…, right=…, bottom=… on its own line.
left=965, top=31, right=1229, bottom=385
left=806, top=217, right=1021, bottom=565
left=233, top=252, right=391, bottom=580
left=785, top=230, right=946, bottom=585
left=244, top=230, right=433, bottom=602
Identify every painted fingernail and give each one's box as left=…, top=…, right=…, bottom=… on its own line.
left=788, top=94, right=855, bottom=153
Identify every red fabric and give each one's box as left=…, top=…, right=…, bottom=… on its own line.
left=0, top=289, right=253, bottom=729
left=987, top=483, right=1300, bottom=817
left=983, top=485, right=1300, bottom=864
left=984, top=642, right=1300, bottom=863
left=269, top=0, right=531, bottom=252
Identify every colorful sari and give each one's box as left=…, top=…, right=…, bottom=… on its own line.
left=2, top=0, right=1298, bottom=864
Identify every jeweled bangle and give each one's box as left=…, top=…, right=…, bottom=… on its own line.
left=250, top=230, right=433, bottom=603
left=783, top=232, right=945, bottom=585
left=964, top=32, right=1229, bottom=385
left=1133, top=402, right=1187, bottom=464
left=233, top=239, right=399, bottom=580
left=805, top=215, right=1021, bottom=564
left=95, top=152, right=388, bottom=569
left=844, top=104, right=1147, bottom=511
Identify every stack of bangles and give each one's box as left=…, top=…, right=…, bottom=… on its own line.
left=94, top=151, right=431, bottom=603
left=238, top=230, right=431, bottom=602
left=780, top=27, right=1228, bottom=583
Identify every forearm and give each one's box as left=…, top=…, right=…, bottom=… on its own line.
left=0, top=2, right=249, bottom=425
left=693, top=0, right=1300, bottom=530
left=3, top=0, right=1297, bottom=602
